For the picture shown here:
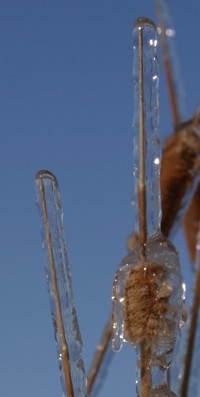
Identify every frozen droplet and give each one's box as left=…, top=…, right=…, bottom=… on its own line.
left=165, top=28, right=175, bottom=37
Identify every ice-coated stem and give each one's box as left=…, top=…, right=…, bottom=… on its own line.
left=137, top=22, right=151, bottom=395
left=112, top=17, right=185, bottom=397
left=39, top=173, right=74, bottom=397
left=132, top=17, right=161, bottom=239
left=35, top=170, right=87, bottom=397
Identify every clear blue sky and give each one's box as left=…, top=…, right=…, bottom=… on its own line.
left=0, top=1, right=199, bottom=396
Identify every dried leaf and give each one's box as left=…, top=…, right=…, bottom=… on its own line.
left=183, top=183, right=200, bottom=263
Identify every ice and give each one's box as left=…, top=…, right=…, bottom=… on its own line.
left=35, top=170, right=87, bottom=397
left=132, top=17, right=161, bottom=237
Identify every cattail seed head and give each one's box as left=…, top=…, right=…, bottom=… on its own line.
left=124, top=261, right=176, bottom=350
left=112, top=234, right=185, bottom=367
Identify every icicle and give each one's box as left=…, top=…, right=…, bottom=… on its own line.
left=35, top=170, right=87, bottom=397
left=112, top=17, right=185, bottom=397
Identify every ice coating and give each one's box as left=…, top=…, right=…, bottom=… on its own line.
left=112, top=266, right=130, bottom=352
left=134, top=17, right=157, bottom=29
left=132, top=16, right=161, bottom=236
left=35, top=170, right=87, bottom=397
left=149, top=385, right=177, bottom=397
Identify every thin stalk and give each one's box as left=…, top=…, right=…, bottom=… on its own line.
left=39, top=177, right=74, bottom=397
left=180, top=260, right=200, bottom=397
left=156, top=0, right=180, bottom=128
left=138, top=26, right=151, bottom=397
left=87, top=319, right=112, bottom=395
left=138, top=26, right=147, bottom=258
left=140, top=344, right=152, bottom=397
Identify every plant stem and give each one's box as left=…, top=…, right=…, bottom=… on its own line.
left=156, top=0, right=180, bottom=128
left=140, top=343, right=152, bottom=397
left=138, top=25, right=147, bottom=259
left=180, top=258, right=200, bottom=397
left=87, top=318, right=112, bottom=394
left=137, top=25, right=152, bottom=397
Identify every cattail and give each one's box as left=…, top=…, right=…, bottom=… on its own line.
left=112, top=17, right=185, bottom=397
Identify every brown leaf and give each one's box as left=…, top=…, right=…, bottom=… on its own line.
left=183, top=182, right=200, bottom=263
left=160, top=121, right=200, bottom=237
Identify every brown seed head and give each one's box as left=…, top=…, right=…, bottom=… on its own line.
left=124, top=261, right=176, bottom=349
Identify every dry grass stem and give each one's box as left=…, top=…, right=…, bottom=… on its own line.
left=180, top=258, right=200, bottom=397
left=138, top=26, right=147, bottom=258
left=156, top=0, right=180, bottom=128
left=87, top=319, right=112, bottom=395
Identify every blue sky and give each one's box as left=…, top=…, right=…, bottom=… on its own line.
left=0, top=1, right=199, bottom=396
